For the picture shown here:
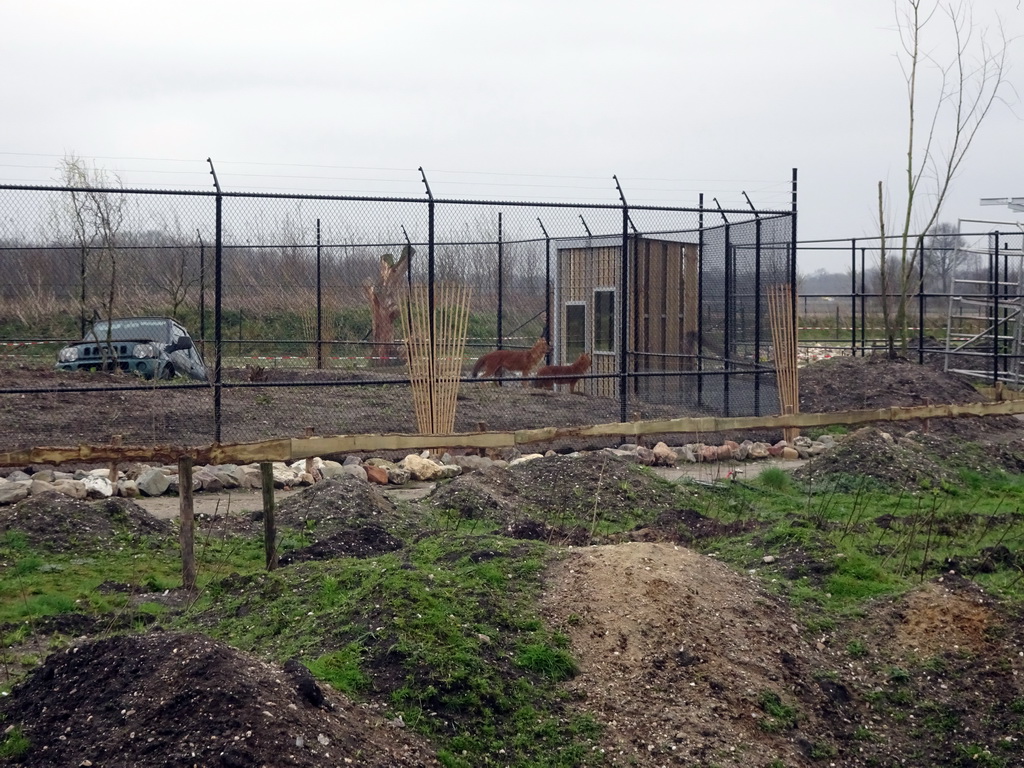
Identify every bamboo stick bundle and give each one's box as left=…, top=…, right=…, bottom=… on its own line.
left=432, top=281, right=472, bottom=434
left=402, top=283, right=472, bottom=435
left=402, top=285, right=433, bottom=434
left=767, top=284, right=800, bottom=442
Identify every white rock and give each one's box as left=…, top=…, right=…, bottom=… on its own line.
left=0, top=479, right=30, bottom=504
left=82, top=475, right=114, bottom=498
left=602, top=447, right=633, bottom=458
left=451, top=455, right=498, bottom=473
left=748, top=442, right=771, bottom=459
left=53, top=479, right=87, bottom=499
left=30, top=478, right=58, bottom=496
left=508, top=453, right=545, bottom=466
left=137, top=468, right=171, bottom=497
left=272, top=467, right=300, bottom=488
left=319, top=460, right=347, bottom=480
left=337, top=464, right=367, bottom=483
left=117, top=479, right=140, bottom=498
left=652, top=441, right=678, bottom=467
left=400, top=454, right=451, bottom=481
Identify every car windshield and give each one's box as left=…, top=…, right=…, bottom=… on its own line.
left=85, top=319, right=170, bottom=343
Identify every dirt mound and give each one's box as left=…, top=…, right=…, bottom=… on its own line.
left=426, top=452, right=681, bottom=530
left=541, top=542, right=839, bottom=767
left=274, top=476, right=397, bottom=531
left=794, top=426, right=958, bottom=489
left=874, top=575, right=1002, bottom=656
left=0, top=493, right=171, bottom=551
left=278, top=524, right=404, bottom=564
left=799, top=354, right=1020, bottom=440
left=800, top=355, right=984, bottom=412
left=825, top=575, right=1024, bottom=766
left=0, top=630, right=438, bottom=767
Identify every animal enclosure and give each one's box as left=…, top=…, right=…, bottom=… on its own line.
left=550, top=212, right=795, bottom=415
left=0, top=180, right=796, bottom=450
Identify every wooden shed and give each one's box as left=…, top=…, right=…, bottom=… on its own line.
left=550, top=236, right=699, bottom=400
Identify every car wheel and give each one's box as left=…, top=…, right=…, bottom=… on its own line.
left=160, top=364, right=176, bottom=380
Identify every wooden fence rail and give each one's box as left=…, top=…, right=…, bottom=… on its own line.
left=2, top=398, right=1023, bottom=469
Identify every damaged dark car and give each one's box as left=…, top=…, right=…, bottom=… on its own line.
left=56, top=316, right=209, bottom=382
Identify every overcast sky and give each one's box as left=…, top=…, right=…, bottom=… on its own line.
left=1, top=0, right=1021, bottom=272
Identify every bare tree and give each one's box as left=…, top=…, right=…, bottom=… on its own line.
left=57, top=155, right=127, bottom=361
left=877, top=0, right=1009, bottom=352
left=922, top=221, right=965, bottom=294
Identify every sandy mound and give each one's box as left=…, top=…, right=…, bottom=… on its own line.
left=863, top=575, right=1003, bottom=658
left=540, top=542, right=839, bottom=767
left=0, top=630, right=438, bottom=767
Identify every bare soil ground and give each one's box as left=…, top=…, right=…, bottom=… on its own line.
left=2, top=355, right=1024, bottom=766
left=0, top=363, right=695, bottom=451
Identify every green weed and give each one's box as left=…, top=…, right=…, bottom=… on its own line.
left=515, top=642, right=578, bottom=682
left=758, top=467, right=793, bottom=492
left=307, top=645, right=369, bottom=695
left=758, top=690, right=797, bottom=732
left=846, top=639, right=869, bottom=658
left=0, top=726, right=30, bottom=759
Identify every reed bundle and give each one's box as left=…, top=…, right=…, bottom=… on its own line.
left=767, top=283, right=800, bottom=442
left=402, top=282, right=472, bottom=435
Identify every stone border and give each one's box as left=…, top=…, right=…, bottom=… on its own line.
left=0, top=435, right=837, bottom=506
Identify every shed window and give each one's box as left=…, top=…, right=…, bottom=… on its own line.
left=565, top=303, right=586, bottom=361
left=594, top=289, right=615, bottom=352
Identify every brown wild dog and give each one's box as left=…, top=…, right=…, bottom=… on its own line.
left=533, top=352, right=592, bottom=393
left=471, top=338, right=549, bottom=382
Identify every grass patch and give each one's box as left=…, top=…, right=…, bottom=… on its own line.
left=307, top=644, right=369, bottom=695
left=515, top=641, right=578, bottom=682
left=0, top=725, right=30, bottom=760
left=757, top=467, right=794, bottom=492
left=758, top=690, right=797, bottom=732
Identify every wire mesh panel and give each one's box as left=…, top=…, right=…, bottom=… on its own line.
left=0, top=182, right=797, bottom=452
left=944, top=230, right=1024, bottom=386
left=0, top=185, right=218, bottom=450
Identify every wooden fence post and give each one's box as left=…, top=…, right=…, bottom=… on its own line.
left=108, top=435, right=122, bottom=495
left=178, top=456, right=196, bottom=590
left=260, top=461, right=278, bottom=570
left=304, top=427, right=315, bottom=476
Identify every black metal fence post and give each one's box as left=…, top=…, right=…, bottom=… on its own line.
left=918, top=237, right=925, bottom=364
left=198, top=230, right=206, bottom=358
left=316, top=217, right=323, bottom=369
left=619, top=200, right=629, bottom=422
left=207, top=158, right=223, bottom=444
left=754, top=217, right=762, bottom=414
left=993, top=233, right=1001, bottom=385
left=789, top=169, right=799, bottom=356
left=419, top=168, right=436, bottom=423
left=697, top=194, right=705, bottom=407
left=724, top=227, right=732, bottom=417
left=860, top=247, right=867, bottom=355
left=850, top=239, right=857, bottom=358
left=497, top=211, right=504, bottom=349
left=538, top=218, right=552, bottom=364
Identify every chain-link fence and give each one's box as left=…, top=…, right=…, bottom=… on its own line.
left=0, top=183, right=796, bottom=451
left=795, top=230, right=1024, bottom=380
